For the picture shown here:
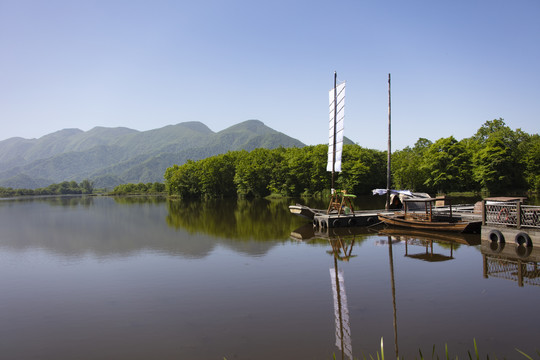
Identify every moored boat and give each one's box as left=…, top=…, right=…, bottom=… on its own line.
left=378, top=197, right=482, bottom=234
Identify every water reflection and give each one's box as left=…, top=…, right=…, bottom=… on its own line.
left=291, top=226, right=372, bottom=360
left=481, top=240, right=540, bottom=287
left=0, top=196, right=309, bottom=259
left=291, top=224, right=484, bottom=360
left=290, top=225, right=369, bottom=360
left=166, top=198, right=304, bottom=240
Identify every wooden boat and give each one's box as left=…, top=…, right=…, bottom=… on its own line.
left=288, top=204, right=325, bottom=220
left=377, top=197, right=482, bottom=233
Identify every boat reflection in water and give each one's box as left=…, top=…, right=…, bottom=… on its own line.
left=291, top=225, right=482, bottom=359
left=376, top=228, right=480, bottom=359
left=378, top=228, right=481, bottom=262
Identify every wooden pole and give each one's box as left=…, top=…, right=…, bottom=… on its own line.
left=386, top=73, right=392, bottom=210
left=332, top=71, right=337, bottom=191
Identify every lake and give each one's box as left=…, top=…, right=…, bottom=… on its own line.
left=0, top=195, right=538, bottom=359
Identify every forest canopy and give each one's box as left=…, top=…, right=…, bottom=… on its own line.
left=164, top=119, right=540, bottom=198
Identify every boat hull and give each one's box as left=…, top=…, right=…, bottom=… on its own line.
left=289, top=205, right=322, bottom=220
left=378, top=214, right=481, bottom=233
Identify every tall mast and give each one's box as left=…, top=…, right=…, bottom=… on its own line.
left=332, top=71, right=337, bottom=190
left=386, top=73, right=392, bottom=210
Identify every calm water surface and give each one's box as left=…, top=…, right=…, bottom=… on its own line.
left=0, top=196, right=538, bottom=359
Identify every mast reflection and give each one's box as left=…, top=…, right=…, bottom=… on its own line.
left=387, top=235, right=399, bottom=359
left=291, top=225, right=371, bottom=360
left=328, top=235, right=356, bottom=360
left=291, top=225, right=481, bottom=359
left=378, top=228, right=480, bottom=359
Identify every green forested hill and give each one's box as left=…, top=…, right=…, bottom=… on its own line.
left=163, top=119, right=540, bottom=198
left=0, top=120, right=305, bottom=189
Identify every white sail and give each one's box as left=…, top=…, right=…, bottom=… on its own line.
left=327, top=81, right=345, bottom=172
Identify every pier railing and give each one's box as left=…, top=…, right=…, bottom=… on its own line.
left=483, top=200, right=540, bottom=229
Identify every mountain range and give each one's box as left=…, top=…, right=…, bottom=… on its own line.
left=0, top=120, right=305, bottom=189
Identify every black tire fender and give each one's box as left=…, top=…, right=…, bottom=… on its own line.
left=515, top=232, right=532, bottom=247
left=488, top=229, right=505, bottom=243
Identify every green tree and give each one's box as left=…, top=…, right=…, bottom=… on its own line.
left=164, top=160, right=202, bottom=198
left=391, top=138, right=432, bottom=191
left=522, top=134, right=540, bottom=193
left=80, top=179, right=94, bottom=194
left=199, top=152, right=238, bottom=198
left=337, top=145, right=386, bottom=195
left=472, top=136, right=514, bottom=193
left=234, top=149, right=276, bottom=198
left=422, top=136, right=472, bottom=193
left=470, top=118, right=527, bottom=192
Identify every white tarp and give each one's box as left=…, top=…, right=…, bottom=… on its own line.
left=327, top=81, right=345, bottom=172
left=372, top=189, right=413, bottom=196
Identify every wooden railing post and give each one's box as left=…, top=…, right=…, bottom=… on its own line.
left=482, top=199, right=487, bottom=226
left=516, top=201, right=522, bottom=229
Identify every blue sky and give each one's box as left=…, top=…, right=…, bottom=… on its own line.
left=1, top=0, right=538, bottom=150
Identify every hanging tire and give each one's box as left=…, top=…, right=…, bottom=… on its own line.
left=332, top=219, right=341, bottom=228
left=515, top=232, right=532, bottom=247
left=488, top=229, right=505, bottom=243
left=348, top=218, right=356, bottom=226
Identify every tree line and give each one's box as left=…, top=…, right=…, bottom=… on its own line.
left=164, top=119, right=540, bottom=198
left=0, top=180, right=94, bottom=197
left=111, top=182, right=166, bottom=195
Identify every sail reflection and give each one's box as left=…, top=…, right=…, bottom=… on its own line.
left=327, top=234, right=357, bottom=360
left=290, top=224, right=483, bottom=360
left=291, top=225, right=371, bottom=360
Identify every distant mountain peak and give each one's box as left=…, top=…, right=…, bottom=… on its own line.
left=174, top=121, right=214, bottom=134
left=40, top=128, right=83, bottom=139
left=0, top=119, right=305, bottom=189
left=221, top=119, right=270, bottom=134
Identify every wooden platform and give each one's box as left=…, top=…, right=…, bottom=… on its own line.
left=313, top=211, right=389, bottom=228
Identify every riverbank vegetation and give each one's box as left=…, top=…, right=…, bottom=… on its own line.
left=345, top=337, right=539, bottom=360
left=0, top=179, right=94, bottom=197
left=110, top=182, right=166, bottom=195
left=165, top=119, right=539, bottom=199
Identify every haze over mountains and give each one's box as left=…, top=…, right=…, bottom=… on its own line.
left=0, top=120, right=305, bottom=189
